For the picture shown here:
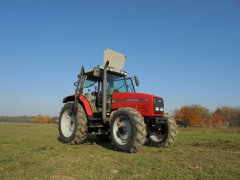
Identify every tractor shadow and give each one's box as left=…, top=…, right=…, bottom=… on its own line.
left=85, top=134, right=152, bottom=151
left=57, top=135, right=116, bottom=151
left=58, top=135, right=151, bottom=152
left=85, top=134, right=117, bottom=151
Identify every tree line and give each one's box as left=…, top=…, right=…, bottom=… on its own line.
left=0, top=115, right=58, bottom=124
left=33, top=115, right=58, bottom=123
left=1, top=105, right=240, bottom=127
left=174, top=105, right=240, bottom=127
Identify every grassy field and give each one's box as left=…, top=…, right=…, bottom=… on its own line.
left=0, top=123, right=239, bottom=180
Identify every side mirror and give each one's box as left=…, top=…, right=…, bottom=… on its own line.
left=134, top=76, right=139, bottom=87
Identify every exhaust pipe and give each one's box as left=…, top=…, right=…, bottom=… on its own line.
left=102, top=61, right=109, bottom=122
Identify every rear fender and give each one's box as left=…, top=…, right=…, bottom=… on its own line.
left=63, top=95, right=93, bottom=116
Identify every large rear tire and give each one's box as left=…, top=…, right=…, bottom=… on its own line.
left=147, top=115, right=177, bottom=147
left=110, top=108, right=147, bottom=153
left=58, top=102, right=87, bottom=144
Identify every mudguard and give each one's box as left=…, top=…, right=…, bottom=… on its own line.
left=63, top=95, right=93, bottom=116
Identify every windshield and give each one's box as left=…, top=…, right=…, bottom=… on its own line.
left=107, top=75, right=135, bottom=93
left=112, top=78, right=126, bottom=92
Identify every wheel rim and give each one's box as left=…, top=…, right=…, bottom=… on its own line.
left=149, top=124, right=168, bottom=143
left=112, top=116, right=132, bottom=145
left=61, top=109, right=75, bottom=138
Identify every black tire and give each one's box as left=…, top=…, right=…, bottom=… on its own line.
left=147, top=115, right=177, bottom=147
left=110, top=107, right=147, bottom=153
left=58, top=102, right=88, bottom=144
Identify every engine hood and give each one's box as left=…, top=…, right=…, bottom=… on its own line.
left=112, top=92, right=161, bottom=100
left=111, top=92, right=164, bottom=117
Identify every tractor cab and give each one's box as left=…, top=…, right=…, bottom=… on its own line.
left=79, top=65, right=138, bottom=115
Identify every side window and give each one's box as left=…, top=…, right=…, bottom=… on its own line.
left=106, top=78, right=114, bottom=94
left=83, top=79, right=97, bottom=94
left=106, top=81, right=111, bottom=94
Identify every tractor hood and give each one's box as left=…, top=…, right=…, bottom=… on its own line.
left=112, top=92, right=160, bottom=100
left=111, top=92, right=164, bottom=117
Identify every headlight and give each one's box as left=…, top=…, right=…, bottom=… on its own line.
left=154, top=97, right=164, bottom=114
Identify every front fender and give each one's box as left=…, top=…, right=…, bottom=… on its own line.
left=63, top=95, right=75, bottom=103
left=62, top=95, right=93, bottom=116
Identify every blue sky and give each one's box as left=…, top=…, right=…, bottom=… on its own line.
left=0, top=0, right=240, bottom=116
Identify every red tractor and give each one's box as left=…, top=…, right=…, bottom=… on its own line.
left=58, top=49, right=177, bottom=153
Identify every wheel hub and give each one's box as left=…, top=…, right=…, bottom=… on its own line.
left=149, top=124, right=168, bottom=142
left=113, top=117, right=132, bottom=145
left=118, top=126, right=127, bottom=135
left=61, top=109, right=75, bottom=138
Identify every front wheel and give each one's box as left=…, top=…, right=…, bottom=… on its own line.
left=58, top=102, right=88, bottom=144
left=147, top=115, right=177, bottom=147
left=110, top=108, right=147, bottom=153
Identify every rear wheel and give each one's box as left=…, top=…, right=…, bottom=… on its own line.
left=147, top=115, right=177, bottom=147
left=110, top=108, right=146, bottom=153
left=58, top=102, right=87, bottom=144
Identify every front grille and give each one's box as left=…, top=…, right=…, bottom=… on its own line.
left=154, top=97, right=164, bottom=114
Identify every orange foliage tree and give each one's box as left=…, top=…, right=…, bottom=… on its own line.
left=33, top=114, right=50, bottom=123
left=212, top=106, right=239, bottom=126
left=174, top=104, right=210, bottom=126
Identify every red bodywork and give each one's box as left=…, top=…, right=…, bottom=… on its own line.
left=63, top=92, right=164, bottom=118
left=112, top=92, right=164, bottom=117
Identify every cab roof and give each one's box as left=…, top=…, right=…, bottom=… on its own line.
left=84, top=66, right=128, bottom=81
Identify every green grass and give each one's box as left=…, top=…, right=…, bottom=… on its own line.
left=0, top=123, right=240, bottom=180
